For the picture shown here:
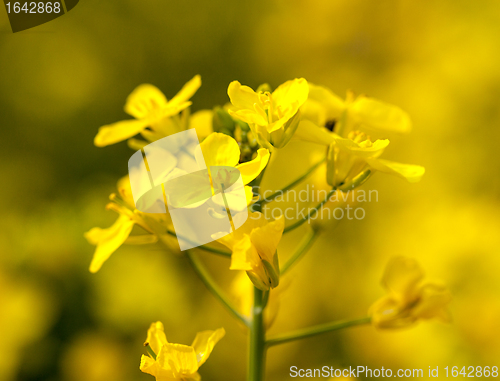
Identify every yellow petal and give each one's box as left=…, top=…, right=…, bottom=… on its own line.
left=349, top=96, right=412, bottom=133
left=301, top=83, right=345, bottom=126
left=236, top=148, right=270, bottom=185
left=146, top=321, right=169, bottom=355
left=244, top=186, right=254, bottom=205
left=189, top=109, right=213, bottom=140
left=168, top=75, right=202, bottom=108
left=127, top=138, right=148, bottom=151
left=294, top=120, right=335, bottom=145
left=214, top=212, right=267, bottom=252
left=196, top=132, right=240, bottom=168
left=229, top=108, right=268, bottom=126
left=227, top=81, right=261, bottom=110
left=148, top=101, right=193, bottom=124
left=229, top=236, right=257, bottom=271
left=163, top=169, right=213, bottom=209
left=369, top=296, right=416, bottom=329
left=94, top=119, right=148, bottom=147
left=125, top=84, right=168, bottom=119
left=332, top=135, right=389, bottom=158
left=117, top=175, right=136, bottom=209
left=85, top=214, right=135, bottom=273
left=187, top=372, right=201, bottom=381
left=270, top=109, right=302, bottom=148
left=381, top=257, right=425, bottom=300
left=191, top=328, right=225, bottom=366
left=412, top=283, right=452, bottom=320
left=365, top=158, right=425, bottom=183
left=140, top=128, right=165, bottom=143
left=250, top=215, right=284, bottom=263
left=157, top=343, right=199, bottom=377
left=140, top=355, right=164, bottom=378
left=272, top=78, right=309, bottom=114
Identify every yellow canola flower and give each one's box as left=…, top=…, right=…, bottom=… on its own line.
left=295, top=84, right=424, bottom=188
left=195, top=132, right=270, bottom=206
left=227, top=78, right=309, bottom=150
left=214, top=212, right=284, bottom=291
left=369, top=257, right=452, bottom=329
left=94, top=75, right=201, bottom=147
left=140, top=321, right=225, bottom=381
left=300, top=83, right=412, bottom=134
left=85, top=176, right=172, bottom=273
left=325, top=130, right=424, bottom=188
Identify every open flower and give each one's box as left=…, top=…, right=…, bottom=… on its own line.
left=213, top=212, right=284, bottom=290
left=369, top=257, right=452, bottom=329
left=324, top=130, right=424, bottom=189
left=94, top=75, right=201, bottom=147
left=194, top=132, right=270, bottom=206
left=227, top=78, right=309, bottom=150
left=85, top=176, right=173, bottom=273
left=295, top=84, right=424, bottom=189
left=140, top=321, right=225, bottom=381
left=300, top=83, right=412, bottom=135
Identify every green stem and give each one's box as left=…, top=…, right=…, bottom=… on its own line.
left=186, top=251, right=250, bottom=327
left=248, top=287, right=266, bottom=381
left=266, top=316, right=371, bottom=347
left=166, top=230, right=231, bottom=258
left=281, top=229, right=319, bottom=275
left=258, top=158, right=325, bottom=206
left=283, top=187, right=337, bottom=233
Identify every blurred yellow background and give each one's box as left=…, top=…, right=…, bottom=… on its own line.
left=1, top=0, right=500, bottom=380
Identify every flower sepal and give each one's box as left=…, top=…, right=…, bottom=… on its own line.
left=262, top=253, right=280, bottom=289
left=246, top=271, right=270, bottom=291
left=338, top=169, right=373, bottom=192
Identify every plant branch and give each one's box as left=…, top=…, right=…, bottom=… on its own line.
left=259, top=158, right=325, bottom=206
left=248, top=287, right=266, bottom=381
left=283, top=187, right=337, bottom=233
left=281, top=229, right=319, bottom=275
left=266, top=316, right=371, bottom=347
left=166, top=229, right=231, bottom=258
left=186, top=251, right=250, bottom=327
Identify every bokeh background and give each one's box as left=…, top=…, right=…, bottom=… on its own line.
left=1, top=0, right=500, bottom=380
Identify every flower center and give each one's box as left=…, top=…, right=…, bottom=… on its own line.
left=347, top=130, right=373, bottom=147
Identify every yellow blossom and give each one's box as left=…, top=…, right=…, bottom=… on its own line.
left=85, top=176, right=172, bottom=273
left=227, top=78, right=309, bottom=150
left=369, top=257, right=452, bottom=329
left=140, top=321, right=225, bottom=381
left=300, top=83, right=412, bottom=134
left=195, top=132, right=270, bottom=206
left=295, top=84, right=424, bottom=188
left=325, top=130, right=424, bottom=188
left=213, top=212, right=284, bottom=290
left=94, top=75, right=201, bottom=147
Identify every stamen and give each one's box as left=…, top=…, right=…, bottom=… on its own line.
left=253, top=102, right=268, bottom=123
left=347, top=130, right=371, bottom=144
left=264, top=92, right=273, bottom=124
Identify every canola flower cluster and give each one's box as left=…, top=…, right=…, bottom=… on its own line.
left=86, top=76, right=451, bottom=381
